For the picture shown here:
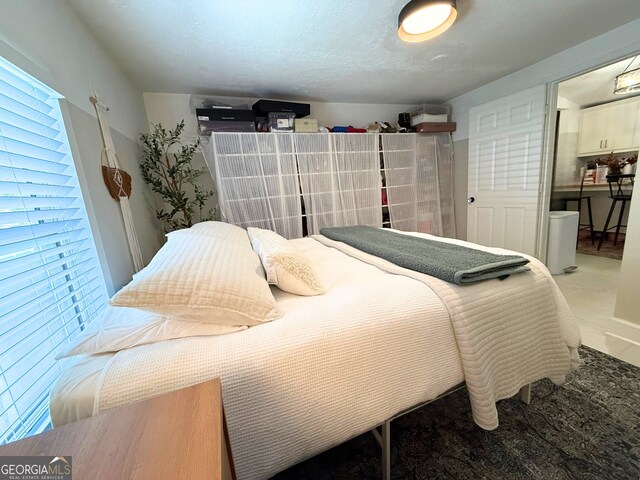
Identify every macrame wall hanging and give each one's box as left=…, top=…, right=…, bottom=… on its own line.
left=90, top=94, right=144, bottom=272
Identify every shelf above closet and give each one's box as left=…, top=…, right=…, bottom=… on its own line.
left=414, top=122, right=457, bottom=133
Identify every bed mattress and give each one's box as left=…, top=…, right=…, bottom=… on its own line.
left=50, top=237, right=465, bottom=479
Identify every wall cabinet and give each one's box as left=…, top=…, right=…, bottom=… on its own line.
left=577, top=97, right=640, bottom=157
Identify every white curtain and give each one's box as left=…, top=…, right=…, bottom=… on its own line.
left=382, top=133, right=456, bottom=237
left=204, top=132, right=454, bottom=239
left=204, top=133, right=303, bottom=239
left=295, top=133, right=382, bottom=235
left=432, top=133, right=456, bottom=238
left=380, top=134, right=417, bottom=231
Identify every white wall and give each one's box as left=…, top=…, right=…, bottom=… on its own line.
left=448, top=18, right=640, bottom=142
left=553, top=96, right=581, bottom=187
left=446, top=17, right=640, bottom=325
left=0, top=0, right=163, bottom=294
left=615, top=189, right=640, bottom=323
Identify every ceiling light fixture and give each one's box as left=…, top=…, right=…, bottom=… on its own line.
left=398, top=0, right=457, bottom=43
left=614, top=56, right=640, bottom=95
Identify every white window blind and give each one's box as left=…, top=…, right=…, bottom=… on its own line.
left=0, top=57, right=108, bottom=443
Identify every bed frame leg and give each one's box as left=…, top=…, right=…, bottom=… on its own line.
left=370, top=420, right=391, bottom=480
left=381, top=420, right=390, bottom=480
left=520, top=383, right=532, bottom=405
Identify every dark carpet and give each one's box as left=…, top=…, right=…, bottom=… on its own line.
left=272, top=347, right=639, bottom=480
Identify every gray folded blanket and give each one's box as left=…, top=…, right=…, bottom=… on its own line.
left=319, top=226, right=530, bottom=285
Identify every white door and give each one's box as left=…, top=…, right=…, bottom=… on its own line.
left=467, top=85, right=547, bottom=256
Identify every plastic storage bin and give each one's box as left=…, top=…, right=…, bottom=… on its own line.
left=409, top=103, right=450, bottom=125
left=268, top=112, right=295, bottom=131
left=546, top=211, right=579, bottom=275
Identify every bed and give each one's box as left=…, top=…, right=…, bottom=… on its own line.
left=49, top=225, right=580, bottom=480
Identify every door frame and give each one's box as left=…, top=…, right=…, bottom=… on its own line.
left=536, top=50, right=640, bottom=262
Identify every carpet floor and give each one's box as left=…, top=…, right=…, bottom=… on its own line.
left=272, top=347, right=639, bottom=480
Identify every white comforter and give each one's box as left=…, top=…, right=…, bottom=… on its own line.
left=50, top=234, right=579, bottom=480
left=314, top=231, right=581, bottom=429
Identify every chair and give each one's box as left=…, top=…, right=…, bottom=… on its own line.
left=597, top=173, right=635, bottom=251
left=564, top=176, right=595, bottom=245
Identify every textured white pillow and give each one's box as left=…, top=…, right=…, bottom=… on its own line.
left=185, top=220, right=244, bottom=238
left=111, top=223, right=282, bottom=325
left=247, top=227, right=325, bottom=296
left=56, top=306, right=246, bottom=359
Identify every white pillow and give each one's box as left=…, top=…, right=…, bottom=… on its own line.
left=247, top=227, right=325, bottom=296
left=110, top=222, right=282, bottom=325
left=56, top=306, right=246, bottom=359
left=183, top=220, right=244, bottom=238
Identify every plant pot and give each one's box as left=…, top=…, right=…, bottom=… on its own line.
left=623, top=163, right=636, bottom=175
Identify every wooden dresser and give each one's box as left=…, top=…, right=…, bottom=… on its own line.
left=0, top=379, right=235, bottom=480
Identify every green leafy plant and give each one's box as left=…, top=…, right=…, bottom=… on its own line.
left=139, top=120, right=216, bottom=232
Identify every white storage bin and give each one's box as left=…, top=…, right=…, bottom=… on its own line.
left=410, top=103, right=451, bottom=118
left=546, top=211, right=579, bottom=275
left=410, top=113, right=449, bottom=126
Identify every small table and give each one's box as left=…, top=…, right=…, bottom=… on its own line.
left=0, top=379, right=235, bottom=480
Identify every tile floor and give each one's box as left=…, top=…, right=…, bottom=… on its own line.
left=554, top=253, right=640, bottom=367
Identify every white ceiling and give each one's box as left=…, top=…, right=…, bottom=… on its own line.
left=558, top=56, right=640, bottom=108
left=68, top=0, right=640, bottom=105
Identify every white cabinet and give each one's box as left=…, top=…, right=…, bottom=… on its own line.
left=578, top=107, right=608, bottom=154
left=608, top=100, right=639, bottom=150
left=577, top=97, right=640, bottom=156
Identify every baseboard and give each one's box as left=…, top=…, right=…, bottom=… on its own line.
left=604, top=316, right=640, bottom=344
left=603, top=317, right=640, bottom=366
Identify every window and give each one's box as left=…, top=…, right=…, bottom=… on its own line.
left=0, top=57, right=108, bottom=443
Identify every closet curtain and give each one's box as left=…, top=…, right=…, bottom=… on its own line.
left=205, top=132, right=454, bottom=239
left=383, top=133, right=456, bottom=237
left=295, top=133, right=382, bottom=235
left=203, top=133, right=303, bottom=239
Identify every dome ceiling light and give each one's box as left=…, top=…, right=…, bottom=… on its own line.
left=398, top=0, right=458, bottom=43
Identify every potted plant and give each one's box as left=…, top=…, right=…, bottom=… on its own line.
left=139, top=120, right=216, bottom=232
left=623, top=152, right=637, bottom=175
left=596, top=152, right=626, bottom=175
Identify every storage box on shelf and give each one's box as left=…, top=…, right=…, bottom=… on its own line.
left=294, top=118, right=319, bottom=133
left=268, top=112, right=296, bottom=131
left=408, top=103, right=455, bottom=133
left=252, top=99, right=310, bottom=118
left=414, top=122, right=457, bottom=133
left=196, top=108, right=256, bottom=133
left=409, top=104, right=450, bottom=125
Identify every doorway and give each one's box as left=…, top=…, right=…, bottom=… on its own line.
left=547, top=55, right=639, bottom=366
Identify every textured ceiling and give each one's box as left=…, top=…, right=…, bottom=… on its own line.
left=68, top=0, right=640, bottom=104
left=559, top=56, right=640, bottom=108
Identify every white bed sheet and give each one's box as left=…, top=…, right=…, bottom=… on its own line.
left=50, top=237, right=464, bottom=479
left=49, top=353, right=113, bottom=426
